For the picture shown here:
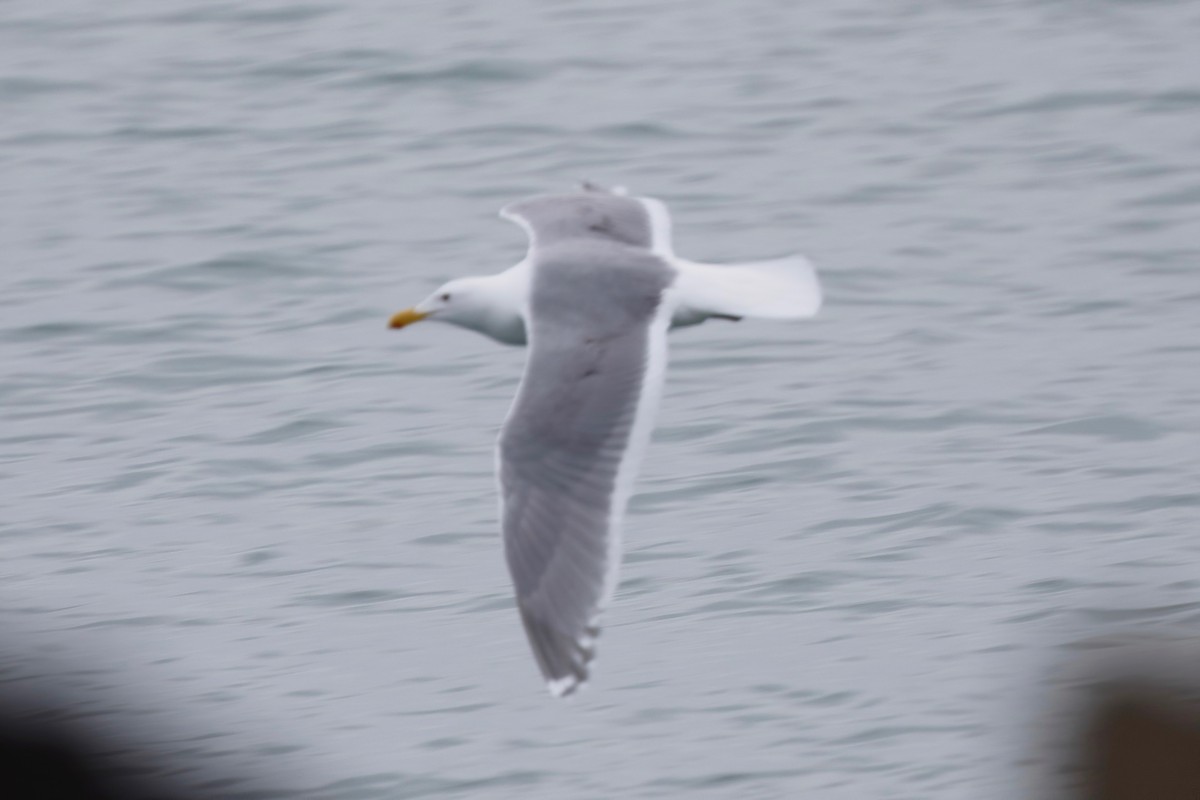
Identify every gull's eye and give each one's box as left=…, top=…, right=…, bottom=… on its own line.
left=440, top=292, right=451, bottom=301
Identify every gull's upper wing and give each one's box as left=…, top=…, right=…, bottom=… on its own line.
left=500, top=187, right=673, bottom=256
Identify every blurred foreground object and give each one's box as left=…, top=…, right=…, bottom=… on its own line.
left=1081, top=688, right=1200, bottom=800
left=2, top=638, right=1199, bottom=796
left=0, top=671, right=268, bottom=799
left=1045, top=634, right=1200, bottom=800
left=0, top=723, right=121, bottom=800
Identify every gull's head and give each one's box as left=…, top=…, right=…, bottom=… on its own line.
left=389, top=278, right=481, bottom=330
left=388, top=270, right=528, bottom=346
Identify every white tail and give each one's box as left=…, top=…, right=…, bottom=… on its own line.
left=670, top=255, right=822, bottom=327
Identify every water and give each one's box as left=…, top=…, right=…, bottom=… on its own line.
left=3, top=0, right=1200, bottom=797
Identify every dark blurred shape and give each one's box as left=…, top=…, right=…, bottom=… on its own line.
left=1081, top=687, right=1200, bottom=800
left=0, top=723, right=121, bottom=800
left=4, top=640, right=1200, bottom=798
left=0, top=690, right=265, bottom=800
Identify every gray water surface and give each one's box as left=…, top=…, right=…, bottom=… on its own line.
left=3, top=1, right=1200, bottom=797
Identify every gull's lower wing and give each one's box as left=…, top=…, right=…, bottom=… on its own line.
left=498, top=242, right=673, bottom=697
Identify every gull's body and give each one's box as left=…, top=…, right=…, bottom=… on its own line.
left=390, top=185, right=821, bottom=696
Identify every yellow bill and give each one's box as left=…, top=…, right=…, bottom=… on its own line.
left=388, top=308, right=430, bottom=329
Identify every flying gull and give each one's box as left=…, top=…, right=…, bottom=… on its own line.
left=388, top=184, right=822, bottom=696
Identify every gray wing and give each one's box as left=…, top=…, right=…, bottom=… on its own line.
left=500, top=187, right=658, bottom=251
left=498, top=238, right=674, bottom=696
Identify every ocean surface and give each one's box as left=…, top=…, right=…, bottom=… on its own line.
left=3, top=1, right=1200, bottom=797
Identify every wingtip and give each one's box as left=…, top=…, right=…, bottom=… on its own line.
left=519, top=609, right=601, bottom=699
left=547, top=674, right=585, bottom=698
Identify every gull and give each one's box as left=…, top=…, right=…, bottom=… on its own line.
left=389, top=184, right=821, bottom=696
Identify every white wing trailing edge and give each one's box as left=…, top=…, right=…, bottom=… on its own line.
left=636, top=196, right=675, bottom=258
left=669, top=255, right=822, bottom=329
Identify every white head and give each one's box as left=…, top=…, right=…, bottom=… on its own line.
left=389, top=278, right=487, bottom=330
left=388, top=271, right=528, bottom=345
